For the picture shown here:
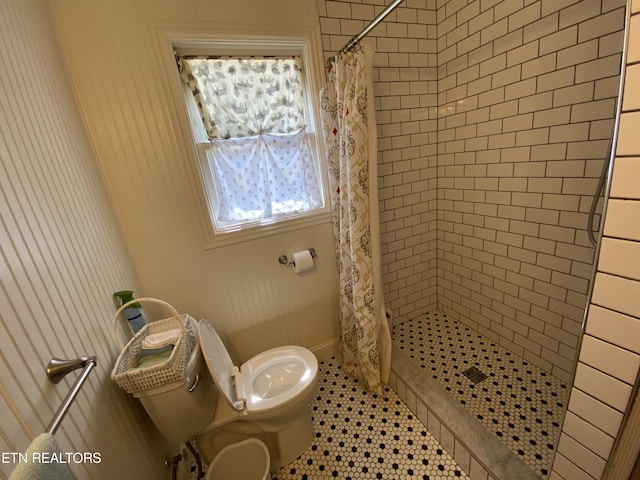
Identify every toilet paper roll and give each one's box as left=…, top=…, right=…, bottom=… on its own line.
left=291, top=250, right=314, bottom=273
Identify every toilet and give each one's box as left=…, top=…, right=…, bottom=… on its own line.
left=133, top=316, right=318, bottom=471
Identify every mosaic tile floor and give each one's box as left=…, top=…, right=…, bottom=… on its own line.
left=392, top=310, right=568, bottom=478
left=188, top=359, right=469, bottom=479
left=272, top=359, right=468, bottom=479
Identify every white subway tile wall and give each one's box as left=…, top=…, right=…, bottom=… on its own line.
left=553, top=4, right=640, bottom=474
left=318, top=0, right=625, bottom=383
left=435, top=0, right=625, bottom=383
left=318, top=1, right=640, bottom=479
left=320, top=0, right=441, bottom=327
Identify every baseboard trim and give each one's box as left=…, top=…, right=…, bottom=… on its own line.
left=311, top=337, right=339, bottom=362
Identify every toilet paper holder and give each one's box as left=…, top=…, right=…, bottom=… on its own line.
left=278, top=248, right=316, bottom=266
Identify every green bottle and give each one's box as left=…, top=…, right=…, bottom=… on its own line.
left=114, top=290, right=148, bottom=334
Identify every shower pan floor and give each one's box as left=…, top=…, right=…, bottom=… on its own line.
left=392, top=310, right=568, bottom=478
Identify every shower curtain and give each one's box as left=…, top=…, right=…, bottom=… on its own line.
left=320, top=44, right=391, bottom=393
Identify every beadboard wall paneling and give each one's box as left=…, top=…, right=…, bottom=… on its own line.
left=49, top=0, right=340, bottom=364
left=0, top=1, right=166, bottom=478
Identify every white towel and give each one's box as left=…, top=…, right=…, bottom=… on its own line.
left=141, top=328, right=181, bottom=349
left=9, top=433, right=76, bottom=480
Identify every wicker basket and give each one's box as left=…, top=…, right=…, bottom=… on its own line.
left=110, top=298, right=194, bottom=394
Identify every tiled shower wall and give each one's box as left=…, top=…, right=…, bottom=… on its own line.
left=551, top=3, right=640, bottom=477
left=318, top=0, right=625, bottom=381
left=319, top=0, right=442, bottom=323
left=435, top=0, right=625, bottom=381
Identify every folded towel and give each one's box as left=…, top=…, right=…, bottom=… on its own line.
left=135, top=349, right=173, bottom=369
left=141, top=328, right=181, bottom=349
left=137, top=343, right=174, bottom=359
left=9, top=433, right=76, bottom=480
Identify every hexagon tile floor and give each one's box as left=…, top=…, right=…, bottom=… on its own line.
left=271, top=359, right=469, bottom=479
left=189, top=359, right=469, bottom=479
left=392, top=310, right=568, bottom=478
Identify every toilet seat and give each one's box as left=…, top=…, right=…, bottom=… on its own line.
left=198, top=319, right=317, bottom=414
left=239, top=346, right=317, bottom=413
left=199, top=319, right=244, bottom=410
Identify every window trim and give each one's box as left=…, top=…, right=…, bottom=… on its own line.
left=163, top=32, right=331, bottom=249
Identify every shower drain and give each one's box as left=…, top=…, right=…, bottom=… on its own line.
left=462, top=366, right=487, bottom=384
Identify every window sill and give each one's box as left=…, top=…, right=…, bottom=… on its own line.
left=202, top=208, right=332, bottom=249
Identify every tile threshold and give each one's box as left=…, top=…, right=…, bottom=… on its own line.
left=391, top=344, right=543, bottom=480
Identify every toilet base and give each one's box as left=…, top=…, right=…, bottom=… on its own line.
left=266, top=408, right=314, bottom=470
left=198, top=405, right=315, bottom=471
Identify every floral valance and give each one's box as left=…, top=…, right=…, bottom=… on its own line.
left=179, top=56, right=306, bottom=140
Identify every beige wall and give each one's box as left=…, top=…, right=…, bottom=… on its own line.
left=0, top=1, right=166, bottom=478
left=49, top=0, right=340, bottom=365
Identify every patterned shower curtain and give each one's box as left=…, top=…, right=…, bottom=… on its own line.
left=320, top=44, right=391, bottom=393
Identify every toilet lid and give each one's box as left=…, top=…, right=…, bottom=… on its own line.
left=198, top=319, right=244, bottom=410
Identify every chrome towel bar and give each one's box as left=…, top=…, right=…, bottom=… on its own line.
left=45, top=356, right=97, bottom=435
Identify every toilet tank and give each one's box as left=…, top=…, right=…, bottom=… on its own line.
left=134, top=318, right=217, bottom=446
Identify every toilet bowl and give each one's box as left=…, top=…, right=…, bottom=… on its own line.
left=198, top=319, right=317, bottom=415
left=134, top=317, right=318, bottom=472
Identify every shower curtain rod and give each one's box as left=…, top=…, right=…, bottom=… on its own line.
left=326, top=0, right=406, bottom=67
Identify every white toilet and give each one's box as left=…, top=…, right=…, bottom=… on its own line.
left=134, top=317, right=319, bottom=471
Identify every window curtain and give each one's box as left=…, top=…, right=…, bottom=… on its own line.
left=320, top=44, right=391, bottom=393
left=210, top=129, right=323, bottom=223
left=179, top=57, right=306, bottom=139
left=178, top=56, right=322, bottom=225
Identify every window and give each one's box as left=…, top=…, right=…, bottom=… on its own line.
left=175, top=42, right=327, bottom=243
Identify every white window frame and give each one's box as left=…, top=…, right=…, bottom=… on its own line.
left=166, top=33, right=330, bottom=249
